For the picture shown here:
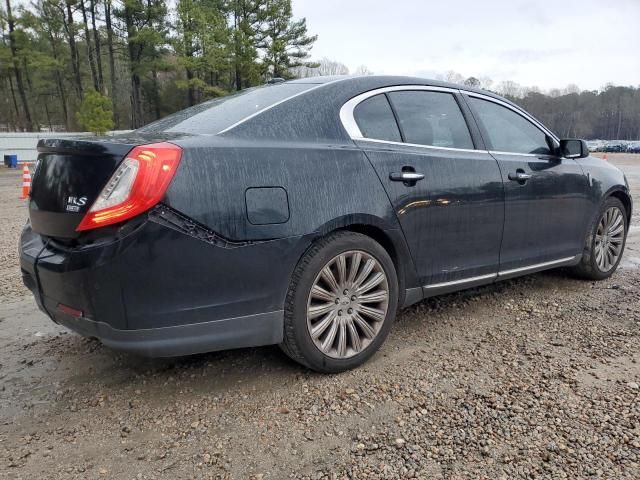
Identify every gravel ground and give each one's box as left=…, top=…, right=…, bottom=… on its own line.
left=0, top=154, right=638, bottom=479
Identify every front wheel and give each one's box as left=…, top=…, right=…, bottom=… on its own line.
left=280, top=232, right=399, bottom=373
left=572, top=197, right=628, bottom=280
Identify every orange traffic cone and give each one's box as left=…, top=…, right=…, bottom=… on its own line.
left=602, top=154, right=608, bottom=162
left=21, top=164, right=31, bottom=199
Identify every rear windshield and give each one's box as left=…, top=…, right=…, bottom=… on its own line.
left=137, top=83, right=316, bottom=135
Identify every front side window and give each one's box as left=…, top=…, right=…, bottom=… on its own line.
left=468, top=97, right=552, bottom=155
left=387, top=91, right=474, bottom=149
left=353, top=94, right=402, bottom=142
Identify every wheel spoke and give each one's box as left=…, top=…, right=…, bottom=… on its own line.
left=606, top=249, right=614, bottom=269
left=311, top=311, right=336, bottom=339
left=308, top=302, right=335, bottom=320
left=609, top=215, right=622, bottom=232
left=321, top=319, right=339, bottom=352
left=358, top=289, right=388, bottom=304
left=346, top=252, right=362, bottom=285
left=595, top=247, right=604, bottom=268
left=353, top=259, right=375, bottom=290
left=337, top=319, right=347, bottom=357
left=609, top=224, right=624, bottom=236
left=358, top=305, right=385, bottom=322
left=353, top=312, right=376, bottom=339
left=311, top=284, right=335, bottom=302
left=346, top=318, right=362, bottom=353
left=336, top=254, right=347, bottom=286
left=321, top=265, right=340, bottom=294
left=356, top=271, right=385, bottom=295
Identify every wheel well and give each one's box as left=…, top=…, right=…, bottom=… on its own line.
left=609, top=191, right=632, bottom=223
left=339, top=224, right=397, bottom=264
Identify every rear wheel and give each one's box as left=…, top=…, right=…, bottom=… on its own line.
left=280, top=232, right=398, bottom=373
left=572, top=197, right=627, bottom=280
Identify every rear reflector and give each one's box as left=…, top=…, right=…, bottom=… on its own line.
left=76, top=142, right=182, bottom=231
left=57, top=303, right=84, bottom=318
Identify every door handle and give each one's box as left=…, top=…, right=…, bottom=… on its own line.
left=390, top=172, right=425, bottom=182
left=508, top=171, right=532, bottom=182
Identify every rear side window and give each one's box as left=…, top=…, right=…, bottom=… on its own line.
left=468, top=97, right=552, bottom=155
left=353, top=94, right=402, bottom=142
left=137, top=83, right=316, bottom=135
left=387, top=91, right=474, bottom=149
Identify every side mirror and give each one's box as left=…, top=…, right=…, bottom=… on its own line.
left=559, top=139, right=589, bottom=159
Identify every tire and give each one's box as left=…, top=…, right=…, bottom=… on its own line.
left=571, top=197, right=628, bottom=280
left=280, top=231, right=399, bottom=373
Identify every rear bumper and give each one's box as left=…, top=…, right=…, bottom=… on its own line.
left=20, top=210, right=308, bottom=356
left=49, top=307, right=283, bottom=357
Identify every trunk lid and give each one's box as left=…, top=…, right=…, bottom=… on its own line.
left=29, top=137, right=136, bottom=239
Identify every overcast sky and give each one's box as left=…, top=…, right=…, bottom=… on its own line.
left=293, top=0, right=640, bottom=91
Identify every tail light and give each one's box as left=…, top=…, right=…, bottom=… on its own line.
left=76, top=142, right=182, bottom=231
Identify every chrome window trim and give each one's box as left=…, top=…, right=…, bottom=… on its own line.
left=339, top=85, right=467, bottom=146
left=464, top=91, right=560, bottom=143
left=218, top=77, right=350, bottom=134
left=339, top=84, right=560, bottom=155
left=423, top=255, right=579, bottom=289
left=489, top=150, right=546, bottom=157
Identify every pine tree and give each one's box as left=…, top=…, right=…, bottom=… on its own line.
left=76, top=89, right=114, bottom=134
left=257, top=0, right=316, bottom=79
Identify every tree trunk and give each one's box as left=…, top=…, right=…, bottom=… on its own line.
left=130, top=74, right=143, bottom=128
left=124, top=4, right=144, bottom=128
left=234, top=3, right=242, bottom=91
left=64, top=0, right=83, bottom=96
left=89, top=0, right=104, bottom=92
left=21, top=57, right=40, bottom=128
left=5, top=0, right=34, bottom=131
left=152, top=69, right=161, bottom=120
left=6, top=75, right=20, bottom=131
left=43, top=98, right=53, bottom=131
left=184, top=23, right=196, bottom=106
left=186, top=68, right=196, bottom=106
left=80, top=0, right=99, bottom=91
left=48, top=31, right=70, bottom=130
left=104, top=0, right=119, bottom=127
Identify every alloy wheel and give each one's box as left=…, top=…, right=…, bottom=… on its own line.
left=306, top=250, right=390, bottom=359
left=594, top=206, right=625, bottom=272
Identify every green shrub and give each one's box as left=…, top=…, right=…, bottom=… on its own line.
left=76, top=90, right=115, bottom=135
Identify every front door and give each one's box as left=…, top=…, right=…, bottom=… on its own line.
left=465, top=94, right=591, bottom=272
left=349, top=88, right=504, bottom=287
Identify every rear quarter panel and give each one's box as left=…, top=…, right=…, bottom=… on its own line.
left=165, top=138, right=399, bottom=241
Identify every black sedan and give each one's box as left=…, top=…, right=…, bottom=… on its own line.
left=20, top=76, right=632, bottom=373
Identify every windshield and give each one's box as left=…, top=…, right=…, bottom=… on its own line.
left=136, top=83, right=317, bottom=135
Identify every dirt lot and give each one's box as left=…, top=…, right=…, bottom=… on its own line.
left=0, top=154, right=638, bottom=479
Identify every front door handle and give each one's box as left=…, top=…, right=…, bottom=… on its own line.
left=390, top=172, right=425, bottom=182
left=508, top=171, right=532, bottom=182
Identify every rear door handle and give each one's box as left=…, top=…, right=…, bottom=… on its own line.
left=508, top=171, right=532, bottom=182
left=390, top=172, right=425, bottom=182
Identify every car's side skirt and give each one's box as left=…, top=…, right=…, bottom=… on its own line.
left=421, top=255, right=581, bottom=298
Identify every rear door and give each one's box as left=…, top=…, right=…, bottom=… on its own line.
left=344, top=87, right=504, bottom=290
left=464, top=94, right=591, bottom=273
